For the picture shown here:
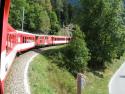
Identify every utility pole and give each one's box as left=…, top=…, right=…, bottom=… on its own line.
left=22, top=7, right=24, bottom=31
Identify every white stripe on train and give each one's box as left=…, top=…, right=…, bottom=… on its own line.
left=1, top=42, right=35, bottom=80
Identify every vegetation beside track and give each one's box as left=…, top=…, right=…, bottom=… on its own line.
left=29, top=46, right=125, bottom=94
left=29, top=46, right=76, bottom=94
left=83, top=54, right=125, bottom=94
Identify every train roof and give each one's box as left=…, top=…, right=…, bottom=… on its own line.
left=16, top=30, right=71, bottom=38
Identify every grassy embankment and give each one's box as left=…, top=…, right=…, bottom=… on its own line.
left=29, top=46, right=125, bottom=94
left=29, top=46, right=76, bottom=94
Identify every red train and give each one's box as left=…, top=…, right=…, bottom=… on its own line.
left=0, top=0, right=71, bottom=94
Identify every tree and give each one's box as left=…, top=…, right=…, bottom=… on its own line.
left=66, top=25, right=90, bottom=74
left=49, top=11, right=60, bottom=34
left=76, top=0, right=125, bottom=68
left=9, top=0, right=53, bottom=33
left=9, top=0, right=27, bottom=29
left=51, top=0, right=73, bottom=26
left=25, top=1, right=51, bottom=33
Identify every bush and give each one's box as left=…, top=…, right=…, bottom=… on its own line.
left=65, top=25, right=90, bottom=74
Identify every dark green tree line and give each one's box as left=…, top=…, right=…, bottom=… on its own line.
left=51, top=0, right=74, bottom=26
left=74, top=0, right=125, bottom=69
left=9, top=0, right=27, bottom=29
left=9, top=0, right=73, bottom=34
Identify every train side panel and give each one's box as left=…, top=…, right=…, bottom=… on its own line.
left=16, top=32, right=36, bottom=52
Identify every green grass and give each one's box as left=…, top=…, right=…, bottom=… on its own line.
left=83, top=54, right=125, bottom=94
left=29, top=46, right=125, bottom=94
left=29, top=55, right=76, bottom=94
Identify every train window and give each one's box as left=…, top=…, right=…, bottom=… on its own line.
left=56, top=38, right=64, bottom=41
left=28, top=37, right=30, bottom=43
left=32, top=37, right=33, bottom=41
left=40, top=39, right=42, bottom=43
left=39, top=37, right=41, bottom=40
left=13, top=35, right=15, bottom=44
left=27, top=37, right=28, bottom=42
left=22, top=36, right=25, bottom=43
left=26, top=37, right=27, bottom=43
left=24, top=37, right=25, bottom=43
left=14, top=35, right=15, bottom=43
left=26, top=37, right=28, bottom=43
left=13, top=35, right=14, bottom=44
left=20, top=35, right=22, bottom=43
left=23, top=37, right=24, bottom=43
left=29, top=37, right=32, bottom=41
left=14, top=34, right=16, bottom=44
left=45, top=36, right=48, bottom=40
left=29, top=37, right=30, bottom=43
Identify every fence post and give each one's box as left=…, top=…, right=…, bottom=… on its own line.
left=77, top=73, right=85, bottom=94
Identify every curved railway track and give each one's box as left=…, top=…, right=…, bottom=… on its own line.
left=4, top=46, right=59, bottom=94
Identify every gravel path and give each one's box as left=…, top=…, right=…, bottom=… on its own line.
left=4, top=46, right=60, bottom=94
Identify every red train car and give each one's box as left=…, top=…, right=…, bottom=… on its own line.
left=1, top=0, right=11, bottom=93
left=36, top=35, right=53, bottom=46
left=36, top=35, right=71, bottom=46
left=52, top=36, right=69, bottom=45
left=0, top=0, right=71, bottom=94
left=16, top=30, right=36, bottom=52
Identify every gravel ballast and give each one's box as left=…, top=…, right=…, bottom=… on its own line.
left=4, top=46, right=60, bottom=94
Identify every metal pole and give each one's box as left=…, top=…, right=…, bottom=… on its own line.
left=22, top=7, right=24, bottom=31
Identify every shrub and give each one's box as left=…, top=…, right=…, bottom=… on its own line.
left=65, top=25, right=90, bottom=74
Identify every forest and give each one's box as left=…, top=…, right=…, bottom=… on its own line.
left=9, top=0, right=125, bottom=75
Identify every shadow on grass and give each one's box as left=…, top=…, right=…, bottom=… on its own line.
left=33, top=46, right=105, bottom=78
left=33, top=46, right=73, bottom=73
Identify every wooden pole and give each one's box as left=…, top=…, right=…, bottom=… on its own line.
left=77, top=73, right=85, bottom=94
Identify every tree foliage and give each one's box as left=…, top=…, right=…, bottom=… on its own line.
left=9, top=0, right=73, bottom=34
left=49, top=11, right=60, bottom=34
left=65, top=25, right=90, bottom=74
left=9, top=0, right=27, bottom=29
left=75, top=0, right=125, bottom=68
left=25, top=3, right=51, bottom=33
left=51, top=0, right=74, bottom=25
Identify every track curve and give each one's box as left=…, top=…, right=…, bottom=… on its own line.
left=4, top=46, right=60, bottom=94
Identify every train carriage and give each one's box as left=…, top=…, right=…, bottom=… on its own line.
left=16, top=31, right=36, bottom=52
left=36, top=35, right=53, bottom=46
left=52, top=36, right=71, bottom=45
left=0, top=0, right=71, bottom=94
